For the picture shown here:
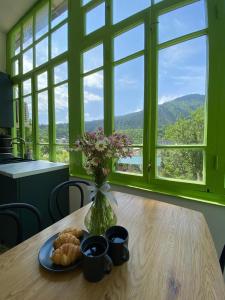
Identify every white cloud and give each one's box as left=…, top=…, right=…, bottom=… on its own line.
left=159, top=40, right=200, bottom=68
left=118, top=77, right=137, bottom=86
left=83, top=44, right=103, bottom=72
left=38, top=91, right=48, bottom=111
left=23, top=50, right=33, bottom=73
left=84, top=72, right=103, bottom=89
left=54, top=62, right=68, bottom=84
left=133, top=107, right=143, bottom=113
left=37, top=72, right=48, bottom=90
left=36, top=39, right=48, bottom=65
left=158, top=95, right=182, bottom=104
left=84, top=91, right=102, bottom=103
left=84, top=113, right=91, bottom=121
left=54, top=84, right=68, bottom=110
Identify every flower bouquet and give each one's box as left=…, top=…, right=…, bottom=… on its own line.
left=74, top=128, right=133, bottom=235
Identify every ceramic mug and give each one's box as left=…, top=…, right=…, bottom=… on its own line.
left=105, top=225, right=130, bottom=266
left=80, top=235, right=113, bottom=282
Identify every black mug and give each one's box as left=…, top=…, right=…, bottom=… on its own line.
left=105, top=225, right=130, bottom=266
left=80, top=235, right=113, bottom=282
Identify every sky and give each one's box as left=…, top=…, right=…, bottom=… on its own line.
left=83, top=0, right=207, bottom=122
left=22, top=0, right=207, bottom=125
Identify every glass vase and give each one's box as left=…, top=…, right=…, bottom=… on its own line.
left=84, top=183, right=117, bottom=235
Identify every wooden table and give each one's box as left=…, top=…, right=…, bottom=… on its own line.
left=0, top=192, right=224, bottom=300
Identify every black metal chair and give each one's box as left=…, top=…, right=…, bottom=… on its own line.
left=48, top=180, right=91, bottom=223
left=0, top=203, right=43, bottom=247
left=219, top=245, right=225, bottom=273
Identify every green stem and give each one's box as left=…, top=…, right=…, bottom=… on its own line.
left=85, top=188, right=117, bottom=235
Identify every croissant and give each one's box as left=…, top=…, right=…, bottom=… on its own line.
left=53, top=233, right=80, bottom=249
left=61, top=227, right=83, bottom=238
left=51, top=243, right=82, bottom=266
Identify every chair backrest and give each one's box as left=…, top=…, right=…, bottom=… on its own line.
left=219, top=245, right=225, bottom=273
left=0, top=203, right=43, bottom=246
left=48, top=180, right=91, bottom=223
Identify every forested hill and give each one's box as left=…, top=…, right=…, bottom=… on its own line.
left=40, top=94, right=205, bottom=139
left=85, top=94, right=205, bottom=131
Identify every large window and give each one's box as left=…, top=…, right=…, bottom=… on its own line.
left=8, top=0, right=225, bottom=205
left=113, top=24, right=145, bottom=175
left=9, top=0, right=68, bottom=162
left=82, top=44, right=104, bottom=131
left=54, top=61, right=69, bottom=163
left=156, top=2, right=207, bottom=183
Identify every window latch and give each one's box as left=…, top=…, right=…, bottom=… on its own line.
left=147, top=162, right=152, bottom=172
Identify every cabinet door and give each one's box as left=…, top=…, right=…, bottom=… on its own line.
left=0, top=72, right=13, bottom=128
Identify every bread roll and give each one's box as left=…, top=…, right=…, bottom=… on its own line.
left=53, top=233, right=80, bottom=249
left=51, top=243, right=81, bottom=266
left=61, top=227, right=83, bottom=238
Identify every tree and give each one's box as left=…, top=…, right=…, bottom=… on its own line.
left=159, top=107, right=204, bottom=181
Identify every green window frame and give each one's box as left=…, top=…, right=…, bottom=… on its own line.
left=7, top=0, right=225, bottom=206
left=8, top=0, right=69, bottom=161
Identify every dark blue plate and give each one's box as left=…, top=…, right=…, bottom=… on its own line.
left=38, top=230, right=89, bottom=272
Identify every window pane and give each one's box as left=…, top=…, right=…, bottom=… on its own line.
left=84, top=71, right=104, bottom=131
left=23, top=48, right=33, bottom=74
left=23, top=18, right=33, bottom=49
left=56, top=145, right=69, bottom=163
left=158, top=1, right=206, bottom=44
left=54, top=62, right=68, bottom=84
left=35, top=37, right=48, bottom=67
left=24, top=96, right=33, bottom=142
left=86, top=3, right=105, bottom=35
left=12, top=59, right=19, bottom=76
left=37, top=71, right=48, bottom=90
left=157, top=148, right=204, bottom=182
left=39, top=145, right=49, bottom=160
left=83, top=0, right=92, bottom=5
left=113, top=0, right=150, bottom=24
left=114, top=24, right=144, bottom=61
left=51, top=24, right=68, bottom=58
left=51, top=0, right=68, bottom=28
left=35, top=3, right=49, bottom=40
left=13, top=85, right=19, bottom=99
left=157, top=37, right=207, bottom=145
left=114, top=56, right=144, bottom=144
left=38, top=91, right=49, bottom=142
left=23, top=79, right=32, bottom=95
left=83, top=44, right=103, bottom=73
left=115, top=147, right=143, bottom=174
left=54, top=83, right=69, bottom=143
left=11, top=29, right=21, bottom=57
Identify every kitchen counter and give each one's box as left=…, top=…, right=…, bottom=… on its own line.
left=0, top=160, right=69, bottom=242
left=0, top=160, right=69, bottom=179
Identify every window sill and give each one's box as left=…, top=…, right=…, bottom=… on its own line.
left=110, top=179, right=225, bottom=207
left=71, top=171, right=225, bottom=207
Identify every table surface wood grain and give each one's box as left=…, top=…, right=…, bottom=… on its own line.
left=0, top=192, right=224, bottom=300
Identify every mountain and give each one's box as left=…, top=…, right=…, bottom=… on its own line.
left=85, top=94, right=205, bottom=131
left=158, top=94, right=205, bottom=128
left=40, top=94, right=205, bottom=141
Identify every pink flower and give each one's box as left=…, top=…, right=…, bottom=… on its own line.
left=74, top=128, right=133, bottom=179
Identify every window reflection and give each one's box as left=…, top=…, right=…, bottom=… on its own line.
left=51, top=24, right=68, bottom=58
left=54, top=62, right=68, bottom=84
left=51, top=0, right=68, bottom=28
left=23, top=48, right=33, bottom=74
left=35, top=37, right=49, bottom=67
left=35, top=3, right=49, bottom=40
left=84, top=71, right=104, bottom=131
